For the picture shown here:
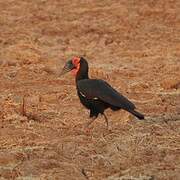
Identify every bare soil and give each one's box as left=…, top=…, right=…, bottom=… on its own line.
left=0, top=0, right=180, bottom=179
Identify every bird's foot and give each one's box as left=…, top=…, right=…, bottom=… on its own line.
left=85, top=117, right=97, bottom=127
left=84, top=126, right=93, bottom=134
left=83, top=117, right=96, bottom=134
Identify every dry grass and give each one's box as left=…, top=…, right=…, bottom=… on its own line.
left=0, top=0, right=180, bottom=179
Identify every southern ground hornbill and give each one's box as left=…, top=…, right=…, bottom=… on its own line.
left=60, top=57, right=144, bottom=128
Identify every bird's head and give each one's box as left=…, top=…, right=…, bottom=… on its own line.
left=60, top=56, right=80, bottom=76
left=60, top=57, right=88, bottom=78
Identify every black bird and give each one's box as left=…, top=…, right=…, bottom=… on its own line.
left=60, top=57, right=144, bottom=128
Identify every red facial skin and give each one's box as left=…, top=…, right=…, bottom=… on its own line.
left=71, top=57, right=80, bottom=76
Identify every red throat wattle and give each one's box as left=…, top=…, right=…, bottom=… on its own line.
left=72, top=57, right=80, bottom=76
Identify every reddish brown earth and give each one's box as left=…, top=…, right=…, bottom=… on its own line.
left=0, top=0, right=180, bottom=179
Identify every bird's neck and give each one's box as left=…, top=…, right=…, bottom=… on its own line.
left=75, top=58, right=89, bottom=82
left=76, top=71, right=89, bottom=82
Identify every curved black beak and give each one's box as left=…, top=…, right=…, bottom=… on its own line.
left=60, top=60, right=75, bottom=76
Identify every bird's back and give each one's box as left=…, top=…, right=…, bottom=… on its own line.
left=77, top=79, right=135, bottom=111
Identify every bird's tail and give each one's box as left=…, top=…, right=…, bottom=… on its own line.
left=129, top=110, right=144, bottom=120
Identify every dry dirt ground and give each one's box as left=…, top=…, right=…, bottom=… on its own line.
left=0, top=0, right=180, bottom=179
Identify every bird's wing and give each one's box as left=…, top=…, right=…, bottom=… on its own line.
left=77, top=79, right=135, bottom=110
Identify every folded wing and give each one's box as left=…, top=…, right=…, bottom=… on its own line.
left=77, top=79, right=135, bottom=110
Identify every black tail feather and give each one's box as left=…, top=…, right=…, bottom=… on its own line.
left=129, top=110, right=144, bottom=120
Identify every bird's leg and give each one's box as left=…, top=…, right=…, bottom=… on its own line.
left=84, top=116, right=97, bottom=134
left=85, top=110, right=98, bottom=128
left=102, top=113, right=109, bottom=129
left=85, top=116, right=97, bottom=128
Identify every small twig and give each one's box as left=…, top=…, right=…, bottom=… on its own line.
left=81, top=168, right=89, bottom=180
left=21, top=96, right=26, bottom=116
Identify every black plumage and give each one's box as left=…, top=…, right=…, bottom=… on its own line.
left=61, top=57, right=144, bottom=127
